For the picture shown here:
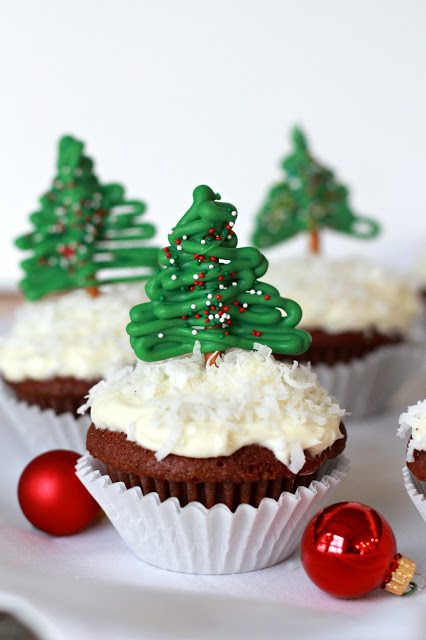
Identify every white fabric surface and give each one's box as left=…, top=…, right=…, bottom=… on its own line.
left=1, top=404, right=426, bottom=638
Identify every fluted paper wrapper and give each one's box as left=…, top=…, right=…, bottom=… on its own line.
left=314, top=343, right=426, bottom=418
left=0, top=381, right=90, bottom=458
left=402, top=467, right=426, bottom=524
left=76, top=454, right=350, bottom=575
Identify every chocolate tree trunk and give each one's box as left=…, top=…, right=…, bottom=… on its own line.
left=309, top=229, right=320, bottom=254
left=204, top=325, right=224, bottom=367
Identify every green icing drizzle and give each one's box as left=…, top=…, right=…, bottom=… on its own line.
left=252, top=126, right=380, bottom=249
left=15, top=135, right=159, bottom=300
left=127, top=185, right=311, bottom=361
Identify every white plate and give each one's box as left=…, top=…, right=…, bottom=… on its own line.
left=1, top=408, right=426, bottom=639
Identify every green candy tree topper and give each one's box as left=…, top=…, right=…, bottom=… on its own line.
left=127, top=185, right=311, bottom=362
left=16, top=135, right=158, bottom=300
left=252, top=127, right=380, bottom=254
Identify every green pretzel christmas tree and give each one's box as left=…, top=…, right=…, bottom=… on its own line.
left=127, top=185, right=311, bottom=363
left=16, top=135, right=158, bottom=300
left=252, top=127, right=380, bottom=254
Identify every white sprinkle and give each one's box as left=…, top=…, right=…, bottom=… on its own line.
left=192, top=330, right=197, bottom=335
left=158, top=333, right=164, bottom=338
left=218, top=302, right=223, bottom=307
left=243, top=303, right=248, bottom=308
left=208, top=314, right=213, bottom=320
left=215, top=314, right=220, bottom=319
left=171, top=275, right=177, bottom=280
left=257, top=290, right=263, bottom=295
left=209, top=264, right=214, bottom=269
left=249, top=289, right=255, bottom=294
left=168, top=229, right=173, bottom=234
left=201, top=240, right=206, bottom=244
left=193, top=274, right=199, bottom=279
left=229, top=222, right=234, bottom=227
left=177, top=246, right=182, bottom=251
left=206, top=300, right=211, bottom=305
left=182, top=235, right=187, bottom=240
left=227, top=235, right=232, bottom=239
left=219, top=284, right=224, bottom=290
left=170, top=259, right=175, bottom=264
left=232, top=282, right=237, bottom=286
left=207, top=294, right=212, bottom=299
left=191, top=304, right=196, bottom=309
left=232, top=211, right=237, bottom=216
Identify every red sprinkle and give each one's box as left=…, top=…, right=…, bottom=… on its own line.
left=165, top=253, right=171, bottom=258
left=265, top=295, right=270, bottom=300
left=216, top=294, right=222, bottom=299
left=252, top=330, right=256, bottom=335
left=204, top=318, right=209, bottom=323
left=215, top=235, right=221, bottom=241
left=223, top=305, right=229, bottom=311
left=189, top=286, right=194, bottom=291
left=182, top=316, right=187, bottom=320
left=218, top=275, right=224, bottom=281
left=204, top=310, right=209, bottom=315
left=224, top=331, right=229, bottom=335
left=194, top=314, right=200, bottom=319
left=193, top=254, right=198, bottom=259
left=210, top=306, right=216, bottom=311
left=233, top=301, right=239, bottom=306
left=239, top=308, right=245, bottom=313
left=163, top=247, right=169, bottom=252
left=210, top=256, right=217, bottom=261
left=209, top=228, right=215, bottom=234
left=218, top=310, right=223, bottom=316
left=226, top=223, right=231, bottom=230
left=199, top=255, right=204, bottom=261
left=199, top=273, right=205, bottom=278
left=231, top=272, right=236, bottom=277
left=175, top=239, right=181, bottom=245
left=226, top=320, right=232, bottom=325
left=256, top=331, right=262, bottom=337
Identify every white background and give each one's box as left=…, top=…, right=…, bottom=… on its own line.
left=0, top=0, right=425, bottom=288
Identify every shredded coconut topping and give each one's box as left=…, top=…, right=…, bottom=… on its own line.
left=84, top=345, right=345, bottom=473
left=0, top=284, right=147, bottom=381
left=397, top=399, right=426, bottom=461
left=266, top=256, right=420, bottom=334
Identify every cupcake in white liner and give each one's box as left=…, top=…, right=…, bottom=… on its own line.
left=77, top=345, right=349, bottom=574
left=398, top=400, right=426, bottom=524
left=267, top=257, right=423, bottom=417
left=76, top=452, right=350, bottom=574
left=0, top=284, right=148, bottom=455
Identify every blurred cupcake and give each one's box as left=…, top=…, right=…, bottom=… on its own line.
left=267, top=256, right=420, bottom=365
left=0, top=284, right=148, bottom=416
left=0, top=134, right=158, bottom=456
left=415, top=249, right=426, bottom=302
left=77, top=185, right=349, bottom=574
left=398, top=400, right=426, bottom=524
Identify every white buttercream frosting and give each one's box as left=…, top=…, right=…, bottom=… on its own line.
left=0, top=284, right=147, bottom=382
left=81, top=344, right=345, bottom=473
left=266, top=256, right=420, bottom=334
left=397, top=399, right=426, bottom=461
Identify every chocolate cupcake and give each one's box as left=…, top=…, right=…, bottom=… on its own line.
left=267, top=256, right=420, bottom=365
left=398, top=400, right=426, bottom=527
left=0, top=284, right=147, bottom=417
left=84, top=348, right=346, bottom=511
left=398, top=399, right=426, bottom=482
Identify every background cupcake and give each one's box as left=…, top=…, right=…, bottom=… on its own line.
left=0, top=134, right=159, bottom=418
left=398, top=399, right=426, bottom=525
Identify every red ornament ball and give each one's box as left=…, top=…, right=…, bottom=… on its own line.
left=18, top=450, right=100, bottom=536
left=301, top=502, right=398, bottom=598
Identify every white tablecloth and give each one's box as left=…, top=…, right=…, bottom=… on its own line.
left=1, top=409, right=425, bottom=640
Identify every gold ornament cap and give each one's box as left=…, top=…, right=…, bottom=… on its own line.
left=384, top=555, right=416, bottom=596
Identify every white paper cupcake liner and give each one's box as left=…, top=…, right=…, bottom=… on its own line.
left=76, top=453, right=350, bottom=575
left=0, top=381, right=90, bottom=458
left=314, top=342, right=426, bottom=418
left=402, top=466, right=426, bottom=524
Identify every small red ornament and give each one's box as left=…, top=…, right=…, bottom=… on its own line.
left=301, top=502, right=416, bottom=598
left=18, top=450, right=100, bottom=536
